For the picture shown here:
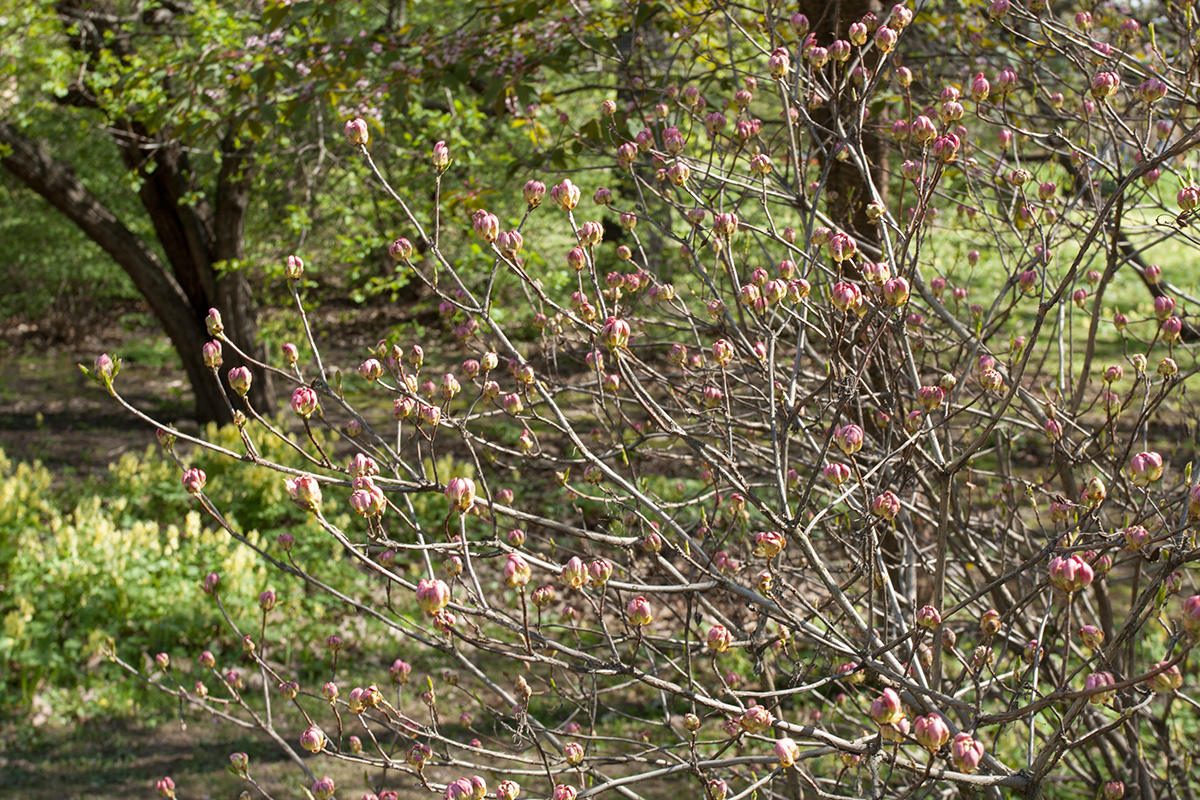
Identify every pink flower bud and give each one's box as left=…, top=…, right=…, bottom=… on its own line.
left=869, top=688, right=903, bottom=725
left=416, top=578, right=451, bottom=613
left=1147, top=661, right=1183, bottom=693
left=432, top=140, right=450, bottom=171
left=285, top=475, right=322, bottom=512
left=911, top=115, right=937, bottom=143
left=344, top=118, right=369, bottom=146
left=1162, top=316, right=1183, bottom=342
left=874, top=25, right=898, bottom=53
left=1129, top=451, right=1164, bottom=487
left=775, top=737, right=800, bottom=767
left=472, top=209, right=499, bottom=242
left=1177, top=186, right=1199, bottom=212
left=1136, top=77, right=1168, bottom=104
left=918, top=385, right=945, bottom=411
left=385, top=237, right=414, bottom=266
left=871, top=491, right=901, bottom=521
left=1085, top=670, right=1116, bottom=704
left=300, top=725, right=326, bottom=753
left=834, top=424, right=864, bottom=456
left=291, top=387, right=318, bottom=418
left=931, top=134, right=960, bottom=163
left=223, top=365, right=253, bottom=397
left=1104, top=782, right=1125, bottom=800
left=995, top=67, right=1017, bottom=95
left=601, top=316, right=631, bottom=349
left=1076, top=624, right=1104, bottom=650
left=830, top=281, right=862, bottom=313
left=913, top=714, right=950, bottom=751
left=753, top=530, right=786, bottom=559
left=824, top=462, right=852, bottom=485
left=706, top=624, right=732, bottom=653
left=201, top=340, right=223, bottom=370
left=882, top=276, right=911, bottom=306
left=496, top=229, right=524, bottom=258
left=767, top=47, right=790, bottom=77
left=626, top=595, right=653, bottom=626
left=1048, top=554, right=1094, bottom=593
left=950, top=732, right=984, bottom=773
left=445, top=476, right=476, bottom=513
left=916, top=605, right=942, bottom=629
left=182, top=468, right=206, bottom=495
left=549, top=179, right=581, bottom=210
left=970, top=73, right=990, bottom=102
left=504, top=553, right=532, bottom=589
left=1091, top=71, right=1121, bottom=99
left=739, top=704, right=774, bottom=732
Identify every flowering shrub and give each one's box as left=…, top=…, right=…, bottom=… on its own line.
left=81, top=2, right=1200, bottom=798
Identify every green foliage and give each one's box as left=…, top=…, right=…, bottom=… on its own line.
left=0, top=422, right=465, bottom=723
left=0, top=445, right=268, bottom=719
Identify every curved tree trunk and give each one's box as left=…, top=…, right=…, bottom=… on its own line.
left=0, top=121, right=275, bottom=424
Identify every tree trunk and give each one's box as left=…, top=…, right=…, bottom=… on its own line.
left=799, top=0, right=886, bottom=247
left=0, top=121, right=275, bottom=425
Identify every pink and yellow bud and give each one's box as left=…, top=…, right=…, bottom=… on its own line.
left=1085, top=671, right=1116, bottom=704
left=824, top=462, right=852, bottom=486
left=1129, top=451, right=1164, bottom=487
left=950, top=733, right=984, bottom=773
left=300, top=725, right=326, bottom=753
left=416, top=578, right=451, bottom=613
left=774, top=737, right=800, bottom=767
left=182, top=468, right=207, bottom=495
left=601, top=316, right=631, bottom=350
left=445, top=477, right=476, bottom=514
left=588, top=558, right=613, bottom=586
left=1048, top=554, right=1094, bottom=593
left=740, top=704, right=775, bottom=732
left=344, top=118, right=369, bottom=146
left=706, top=624, right=732, bottom=653
left=285, top=475, right=322, bottom=512
left=913, top=714, right=950, bottom=751
left=916, top=605, right=942, bottom=629
left=868, top=688, right=904, bottom=725
left=626, top=596, right=654, bottom=626
left=1078, top=624, right=1105, bottom=649
left=1181, top=595, right=1200, bottom=637
left=1146, top=661, right=1183, bottom=693
left=550, top=179, right=581, bottom=211
left=431, top=140, right=450, bottom=171
left=753, top=530, right=786, bottom=559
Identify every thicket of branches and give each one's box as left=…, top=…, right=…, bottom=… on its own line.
left=84, top=2, right=1200, bottom=798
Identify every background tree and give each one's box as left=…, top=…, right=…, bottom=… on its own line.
left=0, top=0, right=587, bottom=422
